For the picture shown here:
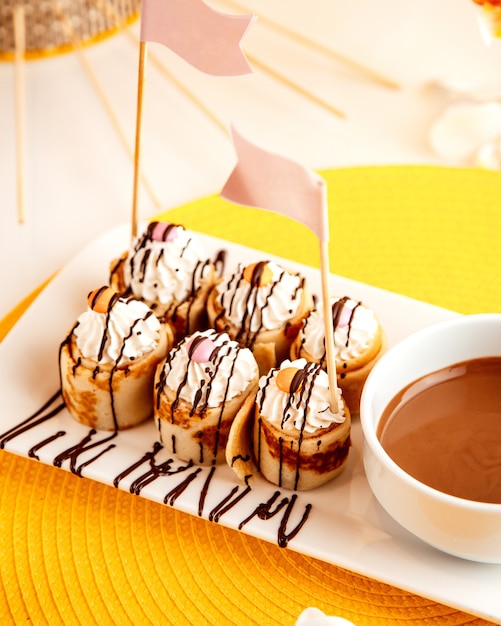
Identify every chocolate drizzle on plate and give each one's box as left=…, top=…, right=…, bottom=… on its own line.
left=1, top=390, right=313, bottom=548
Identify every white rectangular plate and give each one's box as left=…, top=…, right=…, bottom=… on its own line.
left=1, top=224, right=500, bottom=624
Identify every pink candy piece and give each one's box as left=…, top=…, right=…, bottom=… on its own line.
left=186, top=336, right=216, bottom=363
left=332, top=298, right=357, bottom=329
left=336, top=303, right=355, bottom=327
left=150, top=222, right=178, bottom=242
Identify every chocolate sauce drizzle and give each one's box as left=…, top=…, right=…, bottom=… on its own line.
left=213, top=249, right=227, bottom=278
left=29, top=431, right=65, bottom=460
left=113, top=440, right=201, bottom=498
left=0, top=390, right=65, bottom=449
left=1, top=391, right=312, bottom=548
left=238, top=491, right=312, bottom=548
left=0, top=390, right=117, bottom=476
left=53, top=429, right=118, bottom=476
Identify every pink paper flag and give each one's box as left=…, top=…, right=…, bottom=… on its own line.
left=140, top=0, right=255, bottom=76
left=220, top=127, right=329, bottom=242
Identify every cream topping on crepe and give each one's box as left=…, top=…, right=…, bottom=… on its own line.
left=158, top=329, right=258, bottom=409
left=257, top=358, right=345, bottom=434
left=301, top=297, right=379, bottom=362
left=74, top=295, right=161, bottom=365
left=124, top=222, right=213, bottom=305
left=214, top=260, right=306, bottom=333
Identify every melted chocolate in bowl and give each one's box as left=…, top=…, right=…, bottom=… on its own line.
left=377, top=357, right=501, bottom=504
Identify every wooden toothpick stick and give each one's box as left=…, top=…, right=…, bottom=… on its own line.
left=13, top=4, right=26, bottom=224
left=317, top=183, right=340, bottom=411
left=320, top=242, right=340, bottom=411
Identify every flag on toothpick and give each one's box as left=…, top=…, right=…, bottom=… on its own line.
left=220, top=127, right=340, bottom=409
left=221, top=127, right=329, bottom=241
left=131, top=1, right=256, bottom=239
left=140, top=0, right=255, bottom=76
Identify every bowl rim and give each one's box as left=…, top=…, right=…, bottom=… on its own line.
left=360, top=312, right=501, bottom=512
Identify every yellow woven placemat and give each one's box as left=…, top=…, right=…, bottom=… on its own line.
left=1, top=165, right=499, bottom=625
left=0, top=451, right=491, bottom=626
left=160, top=165, right=501, bottom=316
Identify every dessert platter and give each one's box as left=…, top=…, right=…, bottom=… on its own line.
left=1, top=222, right=500, bottom=624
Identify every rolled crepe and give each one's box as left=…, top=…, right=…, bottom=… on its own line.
left=207, top=260, right=314, bottom=375
left=291, top=296, right=385, bottom=414
left=59, top=286, right=172, bottom=431
left=110, top=221, right=217, bottom=342
left=227, top=358, right=351, bottom=491
left=154, top=329, right=259, bottom=465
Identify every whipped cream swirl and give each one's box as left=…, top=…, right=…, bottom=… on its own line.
left=74, top=297, right=161, bottom=365
left=301, top=296, right=379, bottom=362
left=257, top=359, right=345, bottom=434
left=124, top=223, right=212, bottom=304
left=159, top=329, right=258, bottom=410
left=215, top=261, right=305, bottom=333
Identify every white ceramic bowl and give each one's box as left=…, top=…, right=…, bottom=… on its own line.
left=360, top=313, right=501, bottom=563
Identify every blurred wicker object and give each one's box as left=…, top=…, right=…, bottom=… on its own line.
left=0, top=0, right=140, bottom=60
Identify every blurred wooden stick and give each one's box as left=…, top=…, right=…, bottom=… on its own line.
left=73, top=43, right=161, bottom=211
left=124, top=29, right=228, bottom=136
left=222, top=0, right=400, bottom=90
left=13, top=4, right=25, bottom=224
left=247, top=53, right=346, bottom=118
left=126, top=28, right=345, bottom=120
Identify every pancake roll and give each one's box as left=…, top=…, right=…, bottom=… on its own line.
left=59, top=286, right=172, bottom=431
left=154, top=329, right=259, bottom=465
left=110, top=221, right=217, bottom=343
left=207, top=260, right=314, bottom=375
left=291, top=296, right=385, bottom=414
left=227, top=358, right=351, bottom=491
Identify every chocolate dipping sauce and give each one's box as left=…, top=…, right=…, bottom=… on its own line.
left=377, top=357, right=501, bottom=504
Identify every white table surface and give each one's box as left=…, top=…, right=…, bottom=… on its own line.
left=1, top=0, right=500, bottom=320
